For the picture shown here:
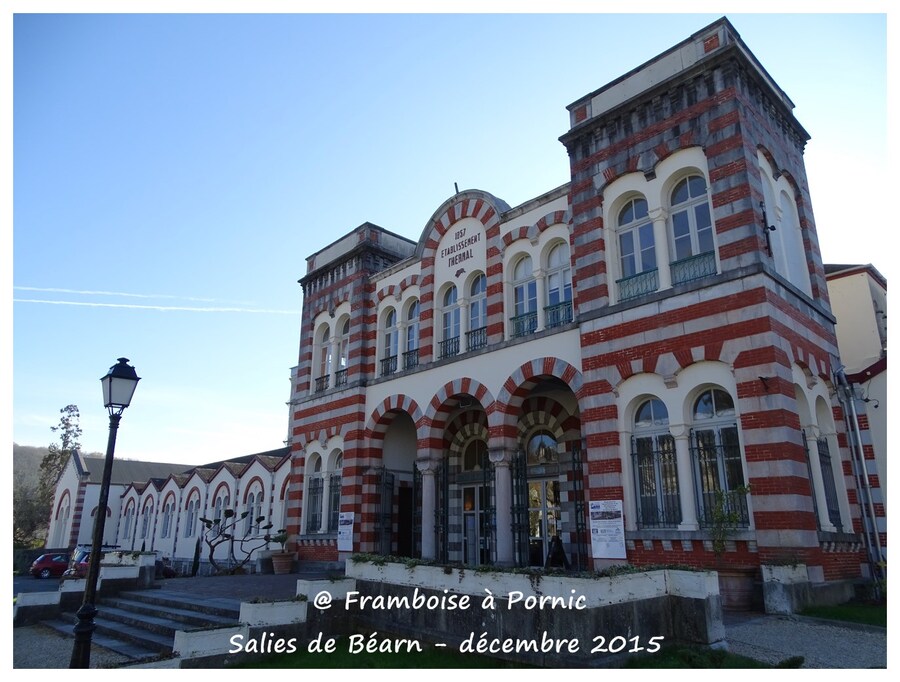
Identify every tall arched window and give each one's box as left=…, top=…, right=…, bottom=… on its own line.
left=335, top=318, right=350, bottom=387
left=511, top=255, right=537, bottom=338
left=631, top=398, right=679, bottom=528
left=440, top=286, right=461, bottom=358
left=315, top=327, right=331, bottom=392
left=244, top=491, right=257, bottom=536
left=184, top=496, right=199, bottom=538
left=467, top=274, right=488, bottom=350
left=161, top=499, right=174, bottom=538
left=404, top=300, right=420, bottom=370
left=617, top=197, right=658, bottom=300
left=123, top=502, right=135, bottom=540
left=213, top=492, right=230, bottom=533
left=691, top=388, right=748, bottom=527
left=140, top=500, right=153, bottom=540
left=545, top=243, right=573, bottom=327
left=381, top=309, right=399, bottom=376
left=305, top=455, right=324, bottom=533
left=670, top=175, right=716, bottom=284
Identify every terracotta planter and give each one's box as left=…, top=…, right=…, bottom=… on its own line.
left=271, top=552, right=294, bottom=575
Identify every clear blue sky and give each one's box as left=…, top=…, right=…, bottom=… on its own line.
left=7, top=9, right=889, bottom=465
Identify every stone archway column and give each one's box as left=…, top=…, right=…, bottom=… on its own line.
left=417, top=459, right=437, bottom=561
left=648, top=208, right=672, bottom=290
left=533, top=270, right=546, bottom=331
left=670, top=424, right=699, bottom=530
left=804, top=426, right=836, bottom=532
left=489, top=448, right=514, bottom=566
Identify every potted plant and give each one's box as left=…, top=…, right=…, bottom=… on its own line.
left=268, top=530, right=294, bottom=575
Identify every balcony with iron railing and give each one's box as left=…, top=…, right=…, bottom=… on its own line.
left=617, top=269, right=659, bottom=302
left=403, top=348, right=419, bottom=370
left=314, top=375, right=329, bottom=393
left=544, top=301, right=573, bottom=329
left=466, top=326, right=488, bottom=351
left=510, top=311, right=538, bottom=338
left=670, top=251, right=717, bottom=286
left=380, top=355, right=398, bottom=376
left=439, top=336, right=460, bottom=359
left=334, top=368, right=348, bottom=388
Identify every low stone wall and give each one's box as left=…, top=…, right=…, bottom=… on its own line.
left=761, top=564, right=859, bottom=615
left=339, top=561, right=724, bottom=667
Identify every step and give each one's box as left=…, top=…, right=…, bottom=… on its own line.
left=40, top=616, right=162, bottom=662
left=113, top=589, right=241, bottom=619
left=99, top=596, right=240, bottom=630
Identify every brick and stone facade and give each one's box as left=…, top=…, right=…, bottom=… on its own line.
left=286, top=18, right=878, bottom=584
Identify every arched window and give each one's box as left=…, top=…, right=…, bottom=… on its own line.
left=670, top=175, right=716, bottom=284
left=315, top=326, right=331, bottom=392
left=526, top=431, right=558, bottom=465
left=690, top=388, right=748, bottom=527
left=631, top=399, right=679, bottom=528
left=381, top=309, right=399, bottom=376
left=140, top=501, right=153, bottom=540
left=440, top=286, right=461, bottom=358
left=123, top=503, right=134, bottom=540
left=305, top=455, right=324, bottom=533
left=545, top=243, right=573, bottom=327
left=161, top=499, right=174, bottom=538
left=463, top=439, right=488, bottom=471
left=335, top=318, right=350, bottom=387
left=184, top=496, right=199, bottom=538
left=467, top=274, right=488, bottom=351
left=213, top=492, right=230, bottom=533
left=617, top=197, right=658, bottom=300
left=244, top=492, right=257, bottom=536
left=511, top=255, right=537, bottom=338
left=404, top=300, right=420, bottom=370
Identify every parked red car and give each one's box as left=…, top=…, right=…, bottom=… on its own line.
left=30, top=552, right=70, bottom=579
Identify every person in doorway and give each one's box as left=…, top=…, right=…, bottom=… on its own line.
left=545, top=534, right=571, bottom=570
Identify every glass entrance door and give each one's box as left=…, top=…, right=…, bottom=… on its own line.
left=463, top=485, right=491, bottom=565
left=527, top=479, right=560, bottom=566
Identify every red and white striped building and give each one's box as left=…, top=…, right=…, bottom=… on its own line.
left=286, top=17, right=881, bottom=586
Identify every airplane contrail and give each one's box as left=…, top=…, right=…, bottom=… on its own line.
left=13, top=299, right=297, bottom=315
left=13, top=286, right=252, bottom=305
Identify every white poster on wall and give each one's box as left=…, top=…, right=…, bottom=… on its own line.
left=589, top=500, right=626, bottom=559
left=337, top=511, right=354, bottom=552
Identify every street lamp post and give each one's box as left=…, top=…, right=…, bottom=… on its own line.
left=69, top=357, right=140, bottom=669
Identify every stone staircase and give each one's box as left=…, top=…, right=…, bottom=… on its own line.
left=42, top=589, right=242, bottom=663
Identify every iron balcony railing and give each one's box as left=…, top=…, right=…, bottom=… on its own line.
left=403, top=348, right=419, bottom=370
left=314, top=375, right=329, bottom=393
left=510, top=311, right=538, bottom=338
left=466, top=326, right=488, bottom=351
left=334, top=368, right=348, bottom=388
left=617, top=268, right=659, bottom=301
left=380, top=355, right=398, bottom=376
left=670, top=251, right=717, bottom=286
left=439, top=336, right=460, bottom=359
left=544, top=301, right=573, bottom=329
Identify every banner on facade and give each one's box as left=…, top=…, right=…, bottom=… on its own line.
left=337, top=511, right=354, bottom=552
left=588, top=500, right=626, bottom=559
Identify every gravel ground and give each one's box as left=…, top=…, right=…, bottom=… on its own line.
left=13, top=624, right=131, bottom=669
left=724, top=614, right=887, bottom=668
